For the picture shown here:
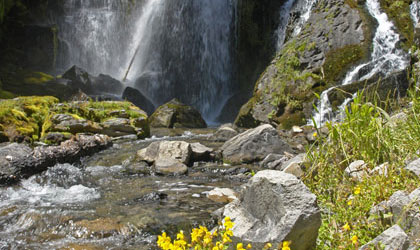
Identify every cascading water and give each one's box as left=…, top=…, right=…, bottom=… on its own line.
left=292, top=0, right=318, bottom=36
left=56, top=0, right=141, bottom=77
left=275, top=0, right=296, bottom=50
left=56, top=0, right=237, bottom=122
left=411, top=0, right=420, bottom=25
left=311, top=0, right=409, bottom=126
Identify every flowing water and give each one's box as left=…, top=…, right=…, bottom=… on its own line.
left=411, top=0, right=420, bottom=25
left=56, top=0, right=237, bottom=122
left=0, top=131, right=255, bottom=249
left=310, top=0, right=409, bottom=126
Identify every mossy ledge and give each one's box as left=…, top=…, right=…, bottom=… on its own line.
left=0, top=96, right=150, bottom=143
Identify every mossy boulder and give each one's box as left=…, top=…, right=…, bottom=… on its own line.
left=234, top=0, right=371, bottom=129
left=0, top=97, right=150, bottom=142
left=149, top=99, right=207, bottom=128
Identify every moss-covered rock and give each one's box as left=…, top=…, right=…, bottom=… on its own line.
left=149, top=99, right=207, bottom=128
left=0, top=97, right=150, bottom=142
left=234, top=0, right=371, bottom=129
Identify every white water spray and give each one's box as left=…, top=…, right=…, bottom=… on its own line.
left=310, top=0, right=409, bottom=126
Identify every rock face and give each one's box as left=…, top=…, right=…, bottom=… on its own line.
left=149, top=99, right=207, bottom=128
left=122, top=87, right=155, bottom=115
left=235, top=0, right=369, bottom=128
left=0, top=134, right=112, bottom=185
left=221, top=124, right=292, bottom=164
left=222, top=170, right=321, bottom=249
left=360, top=225, right=410, bottom=250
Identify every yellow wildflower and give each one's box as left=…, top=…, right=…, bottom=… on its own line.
left=263, top=243, right=272, bottom=249
left=313, top=132, right=318, bottom=137
left=347, top=200, right=352, bottom=206
left=224, top=217, right=234, bottom=230
left=351, top=235, right=358, bottom=245
left=354, top=186, right=361, bottom=195
left=282, top=241, right=291, bottom=250
left=343, top=222, right=351, bottom=231
left=247, top=243, right=252, bottom=249
left=237, top=243, right=245, bottom=250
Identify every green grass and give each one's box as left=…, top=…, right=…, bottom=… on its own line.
left=304, top=90, right=420, bottom=249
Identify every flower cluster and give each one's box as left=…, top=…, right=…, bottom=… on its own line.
left=157, top=217, right=292, bottom=250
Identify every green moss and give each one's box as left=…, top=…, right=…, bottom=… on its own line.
left=379, top=0, right=413, bottom=48
left=323, top=44, right=365, bottom=84
left=23, top=71, right=54, bottom=84
left=276, top=111, right=306, bottom=130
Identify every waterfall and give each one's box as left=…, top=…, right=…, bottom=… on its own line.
left=275, top=0, right=296, bottom=50
left=411, top=0, right=420, bottom=24
left=310, top=0, right=409, bottom=126
left=292, top=0, right=318, bottom=36
left=55, top=0, right=237, bottom=122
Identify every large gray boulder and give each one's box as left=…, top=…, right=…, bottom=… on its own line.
left=360, top=225, right=410, bottom=250
left=101, top=118, right=137, bottom=137
left=51, top=114, right=102, bottom=134
left=137, top=141, right=192, bottom=165
left=222, top=170, right=321, bottom=249
left=221, top=124, right=292, bottom=164
left=122, top=87, right=155, bottom=115
left=211, top=125, right=239, bottom=142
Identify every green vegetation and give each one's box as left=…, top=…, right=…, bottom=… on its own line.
left=323, top=44, right=365, bottom=84
left=304, top=90, right=420, bottom=249
left=379, top=0, right=413, bottom=48
left=0, top=97, right=149, bottom=142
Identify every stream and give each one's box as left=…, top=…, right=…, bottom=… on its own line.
left=0, top=129, right=255, bottom=249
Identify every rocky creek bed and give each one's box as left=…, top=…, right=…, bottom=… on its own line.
left=0, top=128, right=261, bottom=249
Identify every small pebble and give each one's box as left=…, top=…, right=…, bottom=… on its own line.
left=192, top=194, right=200, bottom=198
left=5, top=155, right=13, bottom=161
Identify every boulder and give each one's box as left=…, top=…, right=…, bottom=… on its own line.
left=280, top=153, right=306, bottom=178
left=211, top=125, right=239, bottom=142
left=0, top=134, right=112, bottom=185
left=190, top=142, right=214, bottom=162
left=405, top=158, right=420, bottom=177
left=149, top=99, right=207, bottom=128
left=125, top=161, right=150, bottom=175
left=207, top=188, right=238, bottom=203
left=137, top=141, right=192, bottom=165
left=221, top=124, right=292, bottom=164
left=360, top=225, right=410, bottom=250
left=222, top=170, right=321, bottom=249
left=122, top=87, right=155, bottom=115
left=154, top=158, right=188, bottom=175
left=41, top=132, right=72, bottom=144
left=344, top=160, right=368, bottom=181
left=62, top=66, right=94, bottom=94
left=92, top=74, right=124, bottom=94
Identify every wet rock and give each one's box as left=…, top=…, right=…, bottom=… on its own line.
left=125, top=161, right=150, bottom=175
left=122, top=87, right=155, bottom=115
left=68, top=90, right=92, bottom=102
left=62, top=66, right=94, bottom=94
left=190, top=142, right=214, bottom=162
left=154, top=158, right=188, bottom=175
left=92, top=74, right=124, bottom=94
left=0, top=134, right=112, bottom=185
left=74, top=218, right=129, bottom=238
left=211, top=125, right=238, bottom=142
left=149, top=99, right=207, bottom=128
left=41, top=132, right=72, bottom=144
left=344, top=160, right=368, bottom=181
left=405, top=158, right=420, bottom=177
left=222, top=170, right=321, bottom=249
left=360, top=225, right=410, bottom=250
left=51, top=114, right=102, bottom=134
left=137, top=141, right=192, bottom=165
left=221, top=124, right=292, bottom=164
left=136, top=192, right=168, bottom=202
left=207, top=188, right=238, bottom=203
